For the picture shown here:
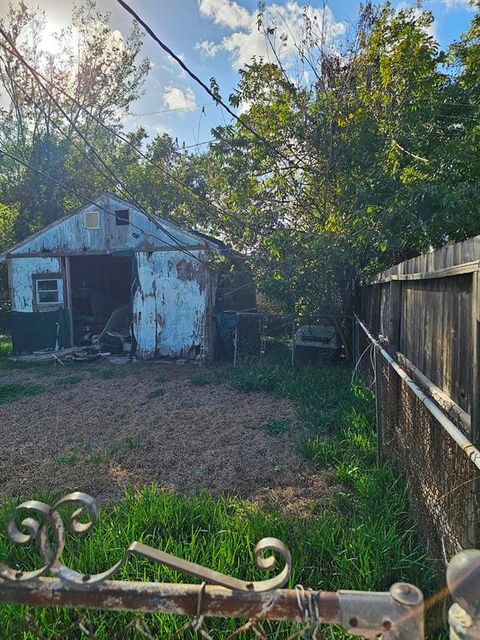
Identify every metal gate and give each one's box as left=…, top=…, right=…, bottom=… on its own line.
left=1, top=492, right=479, bottom=638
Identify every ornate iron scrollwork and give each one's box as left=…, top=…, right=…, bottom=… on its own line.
left=0, top=492, right=292, bottom=592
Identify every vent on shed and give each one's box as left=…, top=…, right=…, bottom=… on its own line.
left=85, top=211, right=100, bottom=230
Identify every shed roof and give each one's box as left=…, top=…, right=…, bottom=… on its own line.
left=0, top=192, right=229, bottom=261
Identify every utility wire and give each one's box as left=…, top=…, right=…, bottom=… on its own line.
left=0, top=31, right=206, bottom=266
left=131, top=103, right=211, bottom=116
left=0, top=36, right=249, bottom=234
left=4, top=71, right=213, bottom=266
left=0, top=146, right=215, bottom=266
left=115, top=0, right=316, bottom=183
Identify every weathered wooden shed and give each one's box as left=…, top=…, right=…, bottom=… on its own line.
left=0, top=193, right=255, bottom=358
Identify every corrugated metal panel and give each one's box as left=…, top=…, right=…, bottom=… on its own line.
left=10, top=257, right=64, bottom=312
left=133, top=251, right=208, bottom=358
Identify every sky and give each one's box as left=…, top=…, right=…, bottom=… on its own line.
left=0, top=0, right=477, bottom=149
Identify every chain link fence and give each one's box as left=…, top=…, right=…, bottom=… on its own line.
left=15, top=612, right=327, bottom=640
left=231, top=313, right=354, bottom=367
left=355, top=317, right=480, bottom=563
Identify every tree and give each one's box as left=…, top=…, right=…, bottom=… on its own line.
left=197, top=3, right=480, bottom=316
left=0, top=0, right=150, bottom=237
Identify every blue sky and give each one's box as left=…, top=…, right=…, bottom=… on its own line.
left=3, top=0, right=477, bottom=149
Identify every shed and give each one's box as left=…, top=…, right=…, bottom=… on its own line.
left=0, top=193, right=255, bottom=359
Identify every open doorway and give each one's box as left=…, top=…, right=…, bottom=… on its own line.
left=69, top=255, right=132, bottom=349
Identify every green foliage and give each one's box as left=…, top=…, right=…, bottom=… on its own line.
left=189, top=373, right=214, bottom=386
left=194, top=4, right=480, bottom=316
left=1, top=1, right=479, bottom=319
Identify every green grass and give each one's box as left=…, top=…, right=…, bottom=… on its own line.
left=0, top=382, right=43, bottom=405
left=189, top=373, right=214, bottom=386
left=58, top=374, right=83, bottom=386
left=56, top=437, right=141, bottom=467
left=262, top=418, right=291, bottom=436
left=145, top=388, right=165, bottom=399
left=0, top=334, right=11, bottom=359
left=0, top=361, right=443, bottom=638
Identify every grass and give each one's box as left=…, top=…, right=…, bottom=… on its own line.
left=58, top=374, right=83, bottom=386
left=262, top=418, right=291, bottom=436
left=145, top=388, right=165, bottom=399
left=0, top=345, right=443, bottom=637
left=189, top=373, right=215, bottom=386
left=56, top=436, right=140, bottom=467
left=0, top=382, right=43, bottom=405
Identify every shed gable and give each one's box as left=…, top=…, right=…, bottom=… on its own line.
left=6, top=193, right=216, bottom=258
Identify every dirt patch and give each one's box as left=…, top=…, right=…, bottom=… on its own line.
left=0, top=362, right=330, bottom=515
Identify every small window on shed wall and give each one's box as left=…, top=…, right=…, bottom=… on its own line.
left=85, top=211, right=100, bottom=229
left=36, top=278, right=60, bottom=304
left=115, top=209, right=129, bottom=226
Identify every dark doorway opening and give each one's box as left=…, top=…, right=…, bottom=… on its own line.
left=69, top=255, right=132, bottom=346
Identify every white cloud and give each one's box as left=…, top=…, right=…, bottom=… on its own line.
left=196, top=0, right=346, bottom=70
left=198, top=0, right=251, bottom=29
left=162, top=86, right=197, bottom=110
left=441, top=0, right=476, bottom=9
left=195, top=40, right=221, bottom=57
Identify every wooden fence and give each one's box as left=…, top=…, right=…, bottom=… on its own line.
left=360, top=234, right=480, bottom=444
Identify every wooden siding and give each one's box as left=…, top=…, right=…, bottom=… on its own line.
left=133, top=250, right=209, bottom=359
left=7, top=194, right=212, bottom=257
left=360, top=234, right=480, bottom=437
left=10, top=257, right=64, bottom=312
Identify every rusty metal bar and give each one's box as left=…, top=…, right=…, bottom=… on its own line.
left=0, top=578, right=425, bottom=639
left=355, top=315, right=480, bottom=471
left=0, top=579, right=331, bottom=621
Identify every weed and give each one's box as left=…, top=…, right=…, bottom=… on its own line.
left=0, top=383, right=43, bottom=405
left=85, top=450, right=108, bottom=464
left=0, top=361, right=442, bottom=637
left=262, top=419, right=291, bottom=436
left=109, top=435, right=140, bottom=456
left=189, top=374, right=213, bottom=386
left=0, top=485, right=439, bottom=638
left=146, top=388, right=165, bottom=399
left=55, top=451, right=79, bottom=466
left=90, top=368, right=116, bottom=380
left=58, top=375, right=83, bottom=386
left=156, top=374, right=168, bottom=384
left=0, top=335, right=12, bottom=359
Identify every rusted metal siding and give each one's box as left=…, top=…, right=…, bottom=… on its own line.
left=10, top=257, right=64, bottom=312
left=133, top=251, right=208, bottom=359
left=9, top=194, right=210, bottom=257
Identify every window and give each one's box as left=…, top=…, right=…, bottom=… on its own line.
left=115, top=209, right=129, bottom=226
left=36, top=279, right=60, bottom=304
left=85, top=211, right=100, bottom=229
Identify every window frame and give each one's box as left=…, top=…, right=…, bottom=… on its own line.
left=115, top=209, right=130, bottom=226
left=33, top=275, right=62, bottom=307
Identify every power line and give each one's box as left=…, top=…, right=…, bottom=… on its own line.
left=0, top=31, right=206, bottom=266
left=131, top=103, right=211, bottom=116
left=181, top=139, right=213, bottom=149
left=0, top=146, right=214, bottom=266
left=0, top=35, right=250, bottom=242
left=115, top=0, right=315, bottom=182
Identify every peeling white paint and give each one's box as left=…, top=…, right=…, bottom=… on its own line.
left=133, top=251, right=208, bottom=359
left=5, top=193, right=227, bottom=358
left=11, top=257, right=64, bottom=312
left=8, top=193, right=215, bottom=256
